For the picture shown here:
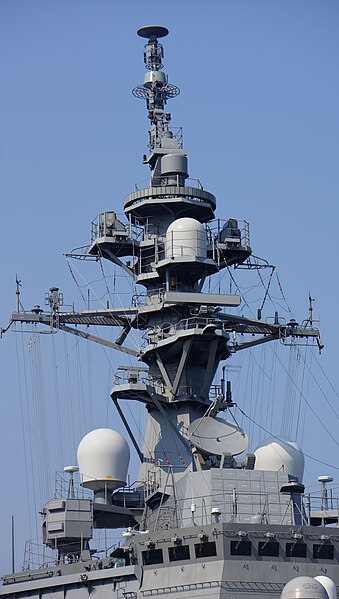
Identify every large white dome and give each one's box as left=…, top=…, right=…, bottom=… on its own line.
left=77, top=428, right=130, bottom=491
left=166, top=217, right=207, bottom=259
left=254, top=437, right=304, bottom=482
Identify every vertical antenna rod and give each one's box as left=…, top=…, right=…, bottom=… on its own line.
left=11, top=515, right=15, bottom=574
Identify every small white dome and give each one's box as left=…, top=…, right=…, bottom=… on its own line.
left=166, top=217, right=207, bottom=259
left=77, top=428, right=130, bottom=491
left=281, top=577, right=329, bottom=599
left=254, top=437, right=304, bottom=482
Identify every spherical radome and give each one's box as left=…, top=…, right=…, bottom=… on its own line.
left=254, top=437, right=304, bottom=482
left=77, top=428, right=130, bottom=491
left=280, top=577, right=329, bottom=599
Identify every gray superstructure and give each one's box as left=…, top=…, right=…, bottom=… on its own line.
left=1, top=25, right=337, bottom=599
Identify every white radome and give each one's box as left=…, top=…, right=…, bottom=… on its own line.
left=166, top=217, right=207, bottom=259
left=280, top=577, right=330, bottom=599
left=77, top=428, right=130, bottom=491
left=314, top=577, right=336, bottom=599
left=254, top=437, right=304, bottom=482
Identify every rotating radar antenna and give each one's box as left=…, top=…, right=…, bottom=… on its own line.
left=133, top=26, right=180, bottom=152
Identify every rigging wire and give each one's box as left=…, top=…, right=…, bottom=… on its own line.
left=295, top=341, right=309, bottom=441
left=265, top=341, right=277, bottom=435
left=98, top=254, right=112, bottom=302
left=298, top=349, right=339, bottom=423
left=15, top=333, right=33, bottom=540
left=67, top=256, right=149, bottom=464
left=217, top=264, right=338, bottom=457
left=52, top=334, right=64, bottom=469
left=270, top=344, right=339, bottom=450
left=20, top=330, right=39, bottom=541
left=28, top=334, right=52, bottom=502
left=301, top=349, right=313, bottom=446
left=86, top=337, right=93, bottom=429
left=312, top=351, right=339, bottom=401
left=275, top=272, right=293, bottom=317
left=75, top=341, right=87, bottom=435
left=281, top=344, right=296, bottom=438
left=63, top=334, right=77, bottom=460
left=238, top=406, right=339, bottom=472
left=256, top=265, right=275, bottom=313
left=67, top=258, right=140, bottom=349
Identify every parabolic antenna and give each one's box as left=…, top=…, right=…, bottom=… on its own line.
left=188, top=416, right=248, bottom=456
left=137, top=26, right=169, bottom=40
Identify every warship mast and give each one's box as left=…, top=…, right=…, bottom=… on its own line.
left=4, top=26, right=320, bottom=488
left=112, top=25, right=247, bottom=478
left=3, top=26, right=338, bottom=599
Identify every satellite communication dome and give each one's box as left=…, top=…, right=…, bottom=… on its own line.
left=77, top=428, right=130, bottom=491
left=254, top=438, right=304, bottom=482
left=166, top=218, right=207, bottom=259
left=314, top=577, right=336, bottom=599
left=280, top=577, right=329, bottom=599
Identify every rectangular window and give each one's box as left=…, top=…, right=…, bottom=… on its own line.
left=142, top=548, right=164, bottom=566
left=286, top=543, right=307, bottom=558
left=194, top=541, right=217, bottom=558
left=230, top=540, right=252, bottom=556
left=168, top=544, right=190, bottom=562
left=313, top=544, right=334, bottom=560
left=258, top=541, right=279, bottom=557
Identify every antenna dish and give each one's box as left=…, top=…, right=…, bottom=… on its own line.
left=188, top=416, right=248, bottom=456
left=137, top=26, right=169, bottom=40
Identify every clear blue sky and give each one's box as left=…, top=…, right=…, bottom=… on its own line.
left=1, top=0, right=339, bottom=575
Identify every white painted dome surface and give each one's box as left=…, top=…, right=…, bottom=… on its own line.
left=166, top=217, right=207, bottom=259
left=77, top=428, right=130, bottom=491
left=314, top=577, right=336, bottom=599
left=280, top=577, right=329, bottom=599
left=254, top=437, right=304, bottom=482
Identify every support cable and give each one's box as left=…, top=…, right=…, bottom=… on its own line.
left=52, top=335, right=64, bottom=468
left=20, top=331, right=39, bottom=541
left=239, top=406, right=339, bottom=472
left=270, top=345, right=339, bottom=450
left=15, top=334, right=33, bottom=540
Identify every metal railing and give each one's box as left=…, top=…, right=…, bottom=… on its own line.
left=133, top=175, right=203, bottom=192
left=206, top=218, right=250, bottom=249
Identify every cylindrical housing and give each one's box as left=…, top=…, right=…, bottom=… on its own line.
left=144, top=70, right=166, bottom=87
left=77, top=428, right=130, bottom=492
left=161, top=154, right=188, bottom=178
left=166, top=218, right=207, bottom=260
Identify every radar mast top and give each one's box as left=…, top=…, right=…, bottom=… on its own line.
left=133, top=26, right=180, bottom=160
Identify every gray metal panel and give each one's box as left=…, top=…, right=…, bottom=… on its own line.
left=164, top=291, right=241, bottom=306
